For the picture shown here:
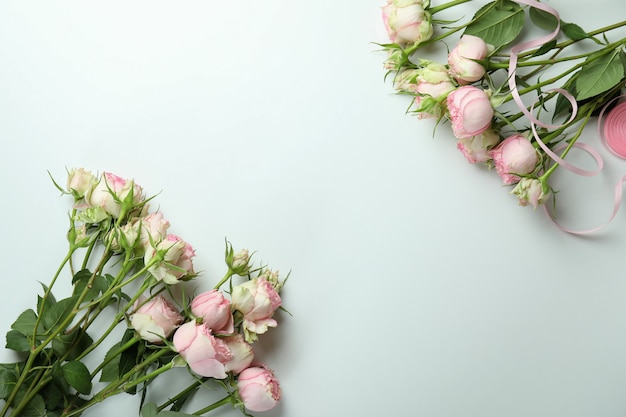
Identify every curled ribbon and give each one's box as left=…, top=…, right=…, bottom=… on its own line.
left=507, top=0, right=626, bottom=234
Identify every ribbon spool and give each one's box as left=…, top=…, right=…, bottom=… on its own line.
left=602, top=101, right=626, bottom=159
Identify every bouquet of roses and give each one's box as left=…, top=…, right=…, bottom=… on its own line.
left=0, top=168, right=287, bottom=417
left=379, top=0, right=626, bottom=228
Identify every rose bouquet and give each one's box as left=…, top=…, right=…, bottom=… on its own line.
left=379, top=0, right=626, bottom=231
left=0, top=168, right=287, bottom=417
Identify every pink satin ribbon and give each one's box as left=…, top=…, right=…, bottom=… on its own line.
left=506, top=0, right=626, bottom=234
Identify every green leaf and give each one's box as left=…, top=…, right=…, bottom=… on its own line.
left=99, top=342, right=122, bottom=382
left=157, top=411, right=197, bottom=417
left=464, top=0, right=524, bottom=49
left=37, top=282, right=57, bottom=313
left=0, top=365, right=17, bottom=399
left=529, top=7, right=558, bottom=31
left=575, top=50, right=624, bottom=100
left=42, top=296, right=79, bottom=332
left=562, top=22, right=588, bottom=41
left=73, top=273, right=107, bottom=303
left=52, top=328, right=94, bottom=360
left=6, top=329, right=31, bottom=352
left=531, top=39, right=557, bottom=57
left=72, top=269, right=93, bottom=285
left=20, top=394, right=46, bottom=417
left=61, top=361, right=92, bottom=395
left=141, top=403, right=159, bottom=417
left=11, top=309, right=44, bottom=338
left=41, top=379, right=66, bottom=410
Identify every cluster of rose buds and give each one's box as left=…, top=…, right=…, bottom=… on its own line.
left=62, top=168, right=285, bottom=413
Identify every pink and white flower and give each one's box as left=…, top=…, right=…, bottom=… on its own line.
left=145, top=234, right=196, bottom=285
left=448, top=35, right=489, bottom=84
left=511, top=177, right=551, bottom=209
left=86, top=172, right=144, bottom=218
left=490, top=134, right=539, bottom=184
left=456, top=130, right=500, bottom=164
left=231, top=278, right=282, bottom=342
left=237, top=366, right=281, bottom=412
left=190, top=290, right=234, bottom=334
left=130, top=295, right=183, bottom=344
left=446, top=86, right=494, bottom=138
left=382, top=0, right=433, bottom=46
left=224, top=335, right=254, bottom=375
left=173, top=321, right=232, bottom=379
left=67, top=168, right=97, bottom=199
left=138, top=212, right=170, bottom=253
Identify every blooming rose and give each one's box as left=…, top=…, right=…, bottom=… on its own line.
left=511, top=178, right=551, bottom=209
left=382, top=0, right=433, bottom=47
left=231, top=278, right=282, bottom=342
left=138, top=212, right=170, bottom=253
left=145, top=234, right=196, bottom=285
left=190, top=290, right=234, bottom=333
left=130, top=295, right=183, bottom=343
left=173, top=321, right=232, bottom=379
left=67, top=168, right=97, bottom=199
left=224, top=335, right=254, bottom=375
left=86, top=172, right=144, bottom=218
left=237, top=366, right=281, bottom=412
left=456, top=130, right=500, bottom=164
left=490, top=134, right=539, bottom=184
left=446, top=86, right=494, bottom=138
left=448, top=35, right=489, bottom=84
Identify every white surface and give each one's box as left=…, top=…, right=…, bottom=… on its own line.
left=1, top=1, right=626, bottom=416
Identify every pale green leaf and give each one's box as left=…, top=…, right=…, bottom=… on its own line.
left=576, top=50, right=624, bottom=100
left=464, top=0, right=524, bottom=48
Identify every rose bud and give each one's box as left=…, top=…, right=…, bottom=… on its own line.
left=190, top=290, right=234, bottom=334
left=224, top=335, right=254, bottom=375
left=130, top=295, right=183, bottom=344
left=173, top=321, right=232, bottom=379
left=86, top=172, right=144, bottom=219
left=490, top=134, right=539, bottom=184
left=448, top=35, right=489, bottom=84
left=446, top=86, right=494, bottom=139
left=456, top=130, right=500, bottom=164
left=66, top=167, right=97, bottom=199
left=511, top=178, right=551, bottom=209
left=237, top=366, right=281, bottom=412
left=231, top=278, right=282, bottom=342
left=138, top=212, right=170, bottom=254
left=382, top=0, right=433, bottom=47
left=145, top=234, right=196, bottom=285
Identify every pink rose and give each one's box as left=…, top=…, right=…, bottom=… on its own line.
left=448, top=35, right=489, bottom=84
left=224, top=335, right=254, bottom=375
left=86, top=172, right=144, bottom=218
left=130, top=295, right=183, bottom=343
left=66, top=168, right=97, bottom=199
left=231, top=278, right=282, bottom=342
left=237, top=366, right=281, bottom=412
left=490, top=134, right=539, bottom=184
left=382, top=0, right=433, bottom=46
left=511, top=178, right=551, bottom=208
left=138, top=212, right=170, bottom=253
left=145, top=234, right=196, bottom=285
left=173, top=321, right=232, bottom=379
left=190, top=290, right=234, bottom=334
left=456, top=130, right=500, bottom=164
left=446, top=86, right=494, bottom=138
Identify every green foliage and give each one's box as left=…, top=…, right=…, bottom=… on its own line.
left=529, top=7, right=558, bottom=31
left=61, top=361, right=92, bottom=395
left=42, top=296, right=79, bottom=332
left=0, top=364, right=18, bottom=399
left=140, top=403, right=197, bottom=417
left=52, top=327, right=94, bottom=360
left=575, top=49, right=625, bottom=100
left=562, top=22, right=589, bottom=41
left=464, top=0, right=524, bottom=49
left=11, top=309, right=43, bottom=338
left=6, top=329, right=31, bottom=352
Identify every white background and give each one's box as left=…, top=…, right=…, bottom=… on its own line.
left=1, top=1, right=626, bottom=416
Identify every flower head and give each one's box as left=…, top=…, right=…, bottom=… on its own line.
left=145, top=234, right=196, bottom=285
left=511, top=177, right=551, bottom=209
left=130, top=295, right=183, bottom=344
left=190, top=290, right=234, bottom=334
left=173, top=321, right=232, bottom=379
left=237, top=366, right=281, bottom=412
left=382, top=0, right=433, bottom=47
left=490, top=134, right=539, bottom=184
left=457, top=130, right=500, bottom=164
left=231, top=277, right=282, bottom=343
left=86, top=172, right=144, bottom=219
left=448, top=35, right=490, bottom=84
left=446, top=86, right=494, bottom=138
